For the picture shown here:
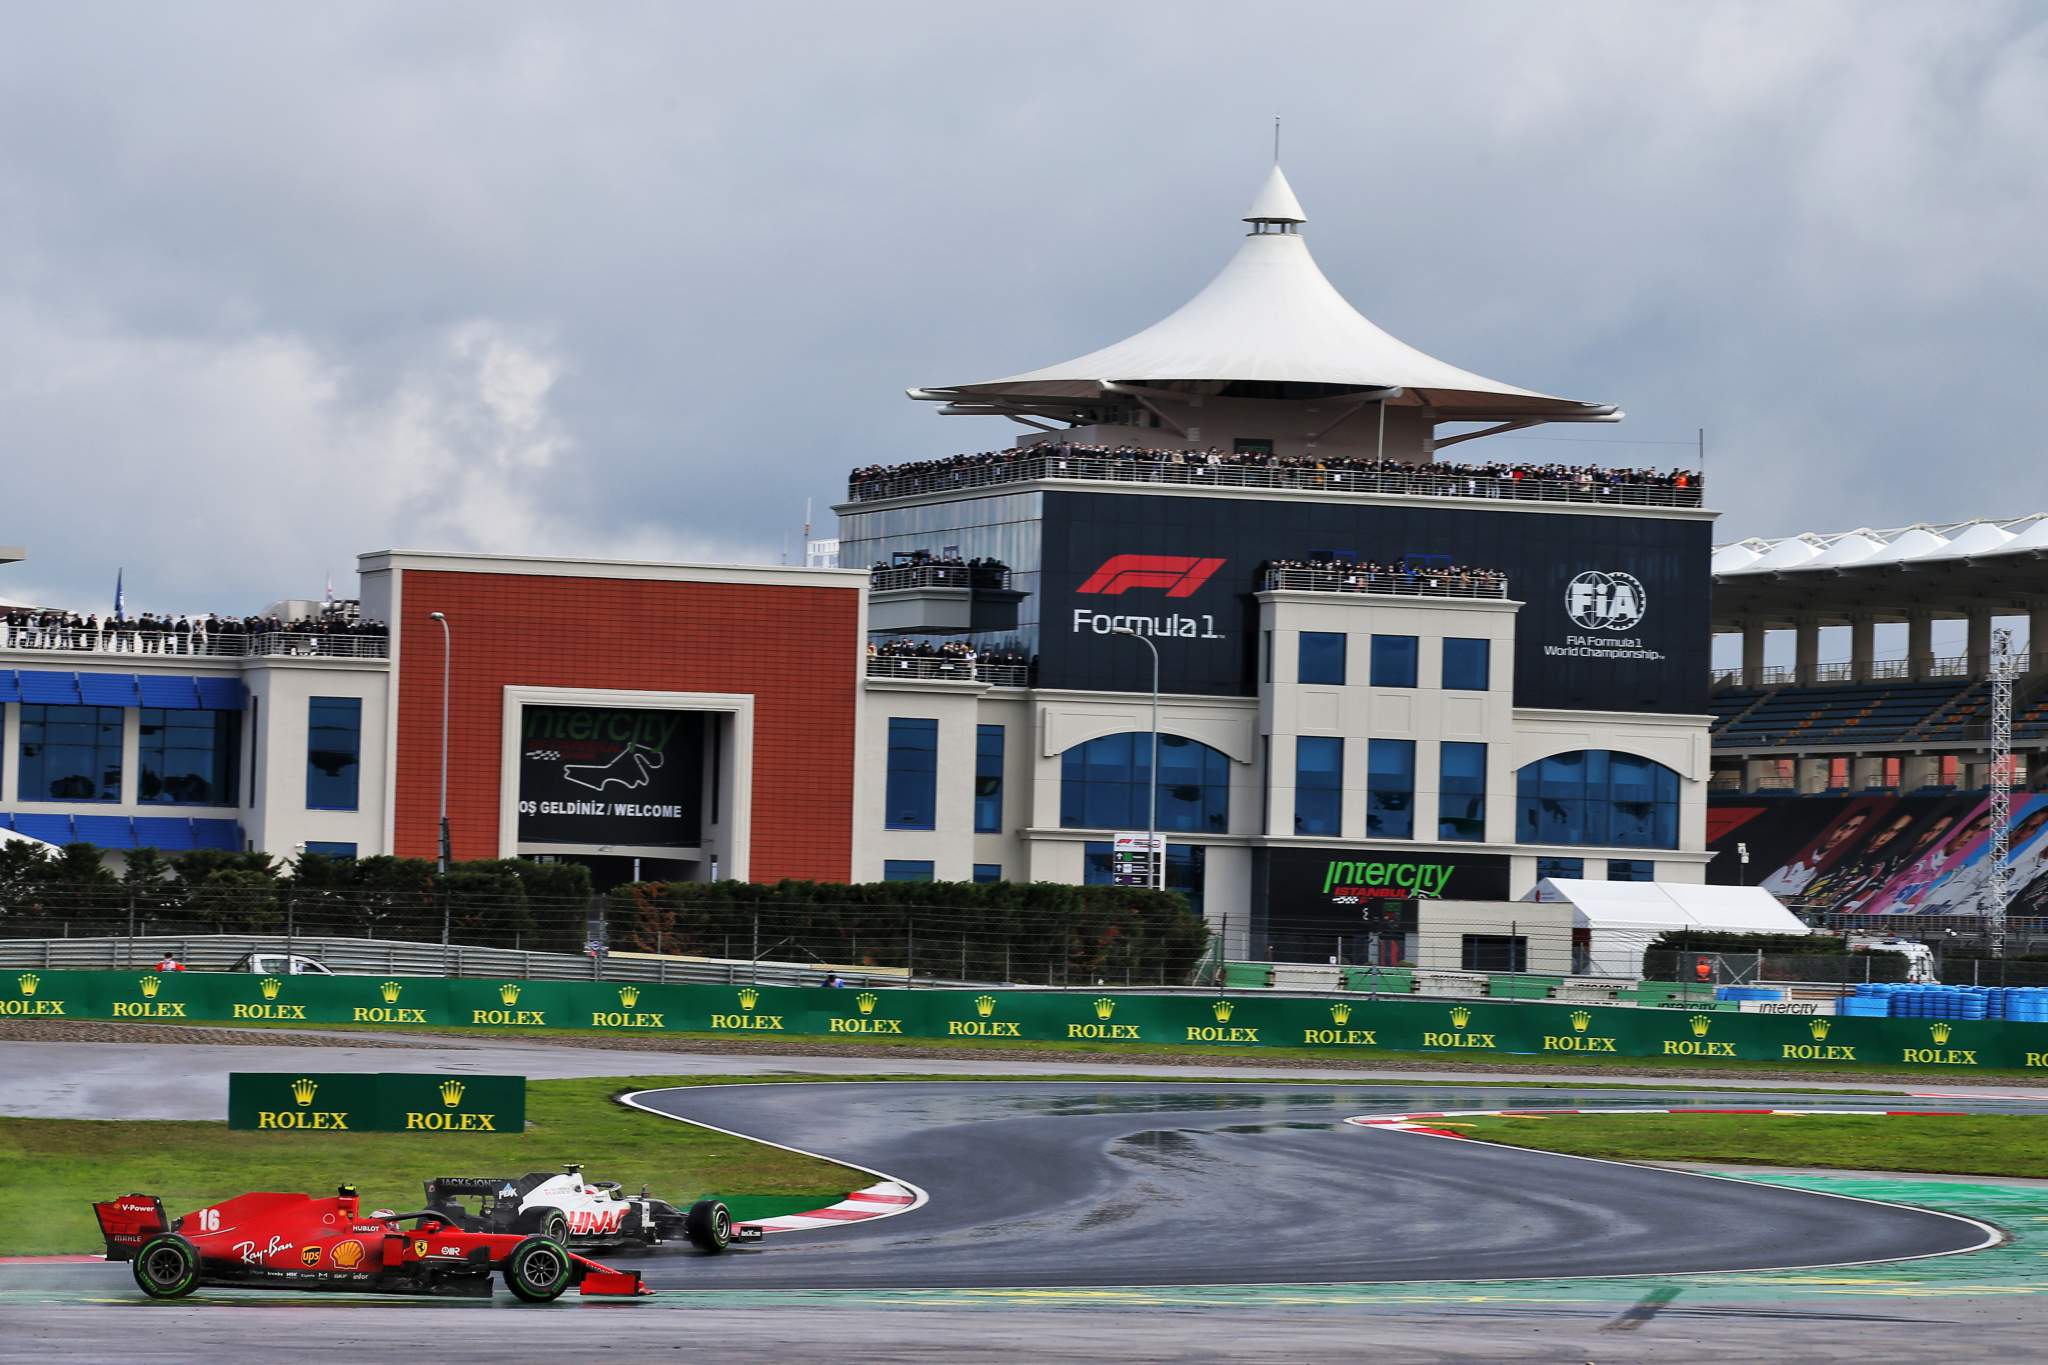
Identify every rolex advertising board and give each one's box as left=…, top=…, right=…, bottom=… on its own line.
left=516, top=705, right=703, bottom=848
left=1035, top=490, right=1708, bottom=713
left=227, top=1073, right=525, bottom=1133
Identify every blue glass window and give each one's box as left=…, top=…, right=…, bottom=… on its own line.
left=1515, top=750, right=1680, bottom=849
left=885, top=717, right=939, bottom=830
left=1371, top=635, right=1418, bottom=688
left=1608, top=859, right=1654, bottom=881
left=1060, top=732, right=1231, bottom=833
left=1366, top=739, right=1415, bottom=839
left=1537, top=855, right=1585, bottom=880
left=974, top=724, right=1005, bottom=833
left=882, top=859, right=934, bottom=883
left=140, top=708, right=239, bottom=806
left=19, top=704, right=123, bottom=802
left=1443, top=637, right=1490, bottom=691
left=1439, top=741, right=1486, bottom=843
left=1294, top=736, right=1343, bottom=836
left=307, top=697, right=362, bottom=811
left=973, top=863, right=1002, bottom=884
left=1084, top=840, right=1206, bottom=917
left=304, top=841, right=358, bottom=859
left=1298, top=632, right=1346, bottom=685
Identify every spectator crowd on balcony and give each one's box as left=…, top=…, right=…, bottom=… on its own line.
left=868, top=550, right=1012, bottom=592
left=848, top=443, right=1701, bottom=504
left=866, top=637, right=1031, bottom=680
left=2, top=606, right=389, bottom=655
left=1259, top=557, right=1509, bottom=597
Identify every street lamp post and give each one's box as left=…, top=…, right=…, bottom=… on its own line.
left=429, top=612, right=453, bottom=946
left=1109, top=626, right=1163, bottom=891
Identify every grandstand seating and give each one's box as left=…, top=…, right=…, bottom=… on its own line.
left=1713, top=679, right=1975, bottom=748
left=2015, top=692, right=2048, bottom=742
left=1708, top=687, right=1772, bottom=732
left=1914, top=681, right=1992, bottom=743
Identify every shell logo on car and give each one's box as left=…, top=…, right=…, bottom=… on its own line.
left=329, top=1239, right=366, bottom=1269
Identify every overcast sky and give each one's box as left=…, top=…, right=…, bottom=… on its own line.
left=2, top=1, right=2042, bottom=618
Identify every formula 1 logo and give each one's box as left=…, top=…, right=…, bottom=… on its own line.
left=1077, top=554, right=1225, bottom=598
left=1565, top=570, right=1647, bottom=632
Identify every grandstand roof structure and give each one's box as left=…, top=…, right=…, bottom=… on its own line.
left=1713, top=515, right=2048, bottom=626
left=909, top=164, right=1621, bottom=430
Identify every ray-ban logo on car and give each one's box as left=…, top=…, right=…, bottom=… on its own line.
left=1077, top=554, right=1225, bottom=598
left=1565, top=570, right=1646, bottom=632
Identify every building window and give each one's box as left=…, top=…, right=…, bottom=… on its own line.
left=1439, top=741, right=1486, bottom=842
left=1060, top=732, right=1230, bottom=833
left=1294, top=736, right=1343, bottom=836
left=885, top=717, right=939, bottom=830
left=1537, top=855, right=1585, bottom=881
left=1608, top=859, right=1654, bottom=881
left=1443, top=637, right=1490, bottom=691
left=973, top=863, right=1002, bottom=884
left=974, top=724, right=1004, bottom=833
left=1084, top=840, right=1206, bottom=917
left=304, top=841, right=358, bottom=859
left=1298, top=632, right=1346, bottom=685
left=1371, top=634, right=1418, bottom=688
left=882, top=859, right=934, bottom=883
left=1462, top=934, right=1527, bottom=972
left=1515, top=750, right=1680, bottom=849
left=1366, top=738, right=1415, bottom=839
left=306, top=698, right=362, bottom=812
left=19, top=704, right=123, bottom=802
left=140, top=708, right=240, bottom=806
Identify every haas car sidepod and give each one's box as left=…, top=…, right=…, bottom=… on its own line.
left=92, top=1186, right=658, bottom=1301
left=423, top=1164, right=764, bottom=1252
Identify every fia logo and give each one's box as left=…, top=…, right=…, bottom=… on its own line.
left=1566, top=570, right=1647, bottom=632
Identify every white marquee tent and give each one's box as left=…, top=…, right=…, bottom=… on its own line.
left=1526, top=879, right=1810, bottom=979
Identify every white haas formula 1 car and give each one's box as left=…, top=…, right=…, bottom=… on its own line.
left=423, top=1165, right=763, bottom=1253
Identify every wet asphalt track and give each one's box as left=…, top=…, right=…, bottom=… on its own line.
left=608, top=1081, right=1997, bottom=1288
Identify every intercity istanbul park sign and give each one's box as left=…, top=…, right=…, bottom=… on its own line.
left=9, top=971, right=2034, bottom=1072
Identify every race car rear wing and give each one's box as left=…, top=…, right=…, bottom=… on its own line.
left=92, top=1194, right=168, bottom=1261
left=424, top=1177, right=518, bottom=1197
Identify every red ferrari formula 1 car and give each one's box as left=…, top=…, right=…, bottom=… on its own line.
left=92, top=1186, right=652, bottom=1301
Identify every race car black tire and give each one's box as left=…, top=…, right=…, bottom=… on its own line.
left=503, top=1236, right=574, bottom=1302
left=132, top=1234, right=201, bottom=1299
left=517, top=1206, right=570, bottom=1243
left=683, top=1199, right=733, bottom=1253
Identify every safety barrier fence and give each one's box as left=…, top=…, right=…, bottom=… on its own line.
left=863, top=655, right=1032, bottom=686
left=6, top=969, right=2043, bottom=1071
left=0, top=624, right=389, bottom=659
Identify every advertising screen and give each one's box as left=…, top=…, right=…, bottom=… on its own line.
left=1034, top=490, right=1709, bottom=713
left=516, top=705, right=704, bottom=848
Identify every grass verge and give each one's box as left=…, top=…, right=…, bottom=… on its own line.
left=0, top=1075, right=863, bottom=1257
left=1454, top=1112, right=2048, bottom=1179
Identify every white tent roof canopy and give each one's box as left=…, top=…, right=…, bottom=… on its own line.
left=1525, top=879, right=1812, bottom=936
left=1714, top=514, right=2048, bottom=579
left=913, top=164, right=1620, bottom=426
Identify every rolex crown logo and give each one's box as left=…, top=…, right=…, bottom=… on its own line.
left=1093, top=997, right=1116, bottom=1021
left=139, top=975, right=161, bottom=998
left=17, top=973, right=37, bottom=998
left=856, top=991, right=878, bottom=1016
left=1449, top=1006, right=1472, bottom=1029
left=1570, top=1010, right=1591, bottom=1033
left=737, top=987, right=760, bottom=1010
left=259, top=976, right=282, bottom=1001
left=1810, top=1017, right=1832, bottom=1041
left=1329, top=1001, right=1352, bottom=1025
left=617, top=985, right=640, bottom=1009
left=498, top=983, right=521, bottom=1006
left=1689, top=1014, right=1711, bottom=1038
left=974, top=994, right=996, bottom=1018
left=1931, top=1021, right=1952, bottom=1045
left=380, top=981, right=403, bottom=1004
left=439, top=1078, right=465, bottom=1108
left=1211, top=999, right=1234, bottom=1023
left=291, top=1077, right=318, bottom=1107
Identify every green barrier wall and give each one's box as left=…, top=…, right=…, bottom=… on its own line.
left=226, top=1072, right=526, bottom=1133
left=10, top=968, right=2046, bottom=1074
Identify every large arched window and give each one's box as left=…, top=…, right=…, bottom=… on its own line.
left=1515, top=750, right=1679, bottom=850
left=1060, top=732, right=1231, bottom=833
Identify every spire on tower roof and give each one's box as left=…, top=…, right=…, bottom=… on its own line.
left=1243, top=163, right=1306, bottom=226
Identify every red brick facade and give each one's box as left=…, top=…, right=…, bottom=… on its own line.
left=391, top=569, right=858, bottom=882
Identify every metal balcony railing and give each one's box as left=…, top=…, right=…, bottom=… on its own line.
left=1258, top=566, right=1509, bottom=599
left=1, top=623, right=389, bottom=660
left=868, top=563, right=1012, bottom=592
left=865, top=655, right=1030, bottom=686
left=847, top=453, right=1706, bottom=508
